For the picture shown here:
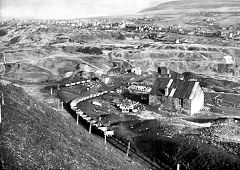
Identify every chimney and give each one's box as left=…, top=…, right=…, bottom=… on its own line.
left=165, top=88, right=169, bottom=96
left=167, top=69, right=170, bottom=75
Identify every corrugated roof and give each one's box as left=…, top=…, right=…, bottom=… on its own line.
left=170, top=80, right=196, bottom=99
left=151, top=78, right=198, bottom=99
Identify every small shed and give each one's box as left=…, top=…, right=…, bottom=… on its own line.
left=131, top=67, right=142, bottom=75
left=223, top=55, right=235, bottom=64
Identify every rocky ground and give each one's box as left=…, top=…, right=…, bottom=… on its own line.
left=116, top=118, right=240, bottom=170
left=0, top=83, right=147, bottom=170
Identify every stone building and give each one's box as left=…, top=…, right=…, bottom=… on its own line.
left=149, top=78, right=204, bottom=115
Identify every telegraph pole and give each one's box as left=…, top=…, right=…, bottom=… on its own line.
left=0, top=91, right=4, bottom=123
left=50, top=87, right=53, bottom=96
left=1, top=92, right=4, bottom=105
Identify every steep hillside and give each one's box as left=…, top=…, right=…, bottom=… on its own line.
left=140, top=0, right=240, bottom=13
left=0, top=83, right=146, bottom=170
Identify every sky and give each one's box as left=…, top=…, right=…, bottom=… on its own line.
left=0, top=0, right=172, bottom=19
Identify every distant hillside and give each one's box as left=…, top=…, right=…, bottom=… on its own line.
left=139, top=0, right=240, bottom=13
left=0, top=83, right=145, bottom=169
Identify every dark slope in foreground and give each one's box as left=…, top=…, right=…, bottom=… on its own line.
left=140, top=0, right=240, bottom=13
left=0, top=83, right=146, bottom=170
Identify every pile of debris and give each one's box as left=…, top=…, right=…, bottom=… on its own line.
left=114, top=98, right=144, bottom=113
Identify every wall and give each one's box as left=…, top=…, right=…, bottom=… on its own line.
left=190, top=85, right=204, bottom=115
left=149, top=95, right=161, bottom=106
left=162, top=96, right=174, bottom=111
left=183, top=99, right=191, bottom=110
left=150, top=93, right=201, bottom=116
left=173, top=98, right=181, bottom=110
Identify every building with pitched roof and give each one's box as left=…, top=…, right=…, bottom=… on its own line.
left=149, top=78, right=204, bottom=115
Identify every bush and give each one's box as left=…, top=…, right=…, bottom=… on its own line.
left=0, top=29, right=8, bottom=37
left=10, top=36, right=21, bottom=44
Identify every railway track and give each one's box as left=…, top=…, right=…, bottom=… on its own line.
left=107, top=135, right=171, bottom=170
left=75, top=110, right=171, bottom=170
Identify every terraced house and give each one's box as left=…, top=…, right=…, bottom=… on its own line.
left=149, top=78, right=204, bottom=115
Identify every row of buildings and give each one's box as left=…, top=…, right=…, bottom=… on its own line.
left=2, top=18, right=239, bottom=41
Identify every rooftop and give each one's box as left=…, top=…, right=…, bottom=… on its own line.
left=150, top=78, right=200, bottom=99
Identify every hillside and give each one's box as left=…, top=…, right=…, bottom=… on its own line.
left=0, top=83, right=146, bottom=170
left=139, top=0, right=240, bottom=13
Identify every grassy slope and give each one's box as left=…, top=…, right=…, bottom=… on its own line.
left=0, top=84, right=146, bottom=170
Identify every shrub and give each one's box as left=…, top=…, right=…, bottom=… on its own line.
left=0, top=29, right=8, bottom=37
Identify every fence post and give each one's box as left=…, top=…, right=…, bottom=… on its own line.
left=177, top=164, right=180, bottom=170
left=98, top=117, right=102, bottom=126
left=61, top=102, right=64, bottom=113
left=126, top=141, right=130, bottom=157
left=104, top=132, right=107, bottom=144
left=1, top=92, right=4, bottom=105
left=77, top=114, right=79, bottom=125
left=89, top=123, right=92, bottom=134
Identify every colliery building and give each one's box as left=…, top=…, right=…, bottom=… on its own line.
left=149, top=78, right=204, bottom=115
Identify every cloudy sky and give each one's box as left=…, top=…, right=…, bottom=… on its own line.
left=0, top=0, right=172, bottom=19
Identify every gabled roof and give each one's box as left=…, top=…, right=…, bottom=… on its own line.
left=170, top=80, right=196, bottom=99
left=150, top=78, right=201, bottom=99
